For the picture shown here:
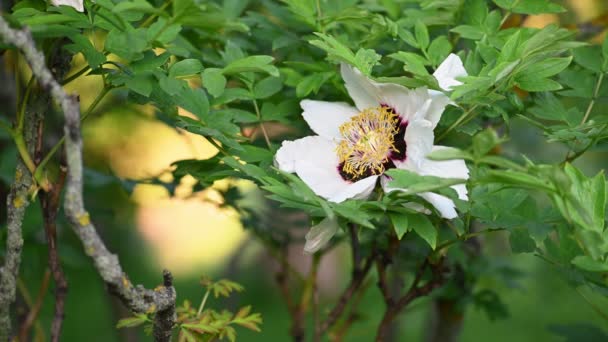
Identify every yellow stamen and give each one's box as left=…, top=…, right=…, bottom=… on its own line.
left=336, top=106, right=399, bottom=178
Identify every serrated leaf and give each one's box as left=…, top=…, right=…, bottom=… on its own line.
left=509, top=227, right=536, bottom=253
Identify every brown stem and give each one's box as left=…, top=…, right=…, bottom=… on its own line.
left=274, top=247, right=303, bottom=342
left=40, top=166, right=68, bottom=342
left=375, top=259, right=445, bottom=342
left=330, top=280, right=370, bottom=342
left=319, top=255, right=374, bottom=335
left=17, top=269, right=51, bottom=342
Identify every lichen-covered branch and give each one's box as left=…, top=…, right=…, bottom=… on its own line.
left=0, top=17, right=176, bottom=341
left=0, top=160, right=33, bottom=340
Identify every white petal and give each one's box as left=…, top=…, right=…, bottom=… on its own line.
left=425, top=91, right=453, bottom=129
left=301, top=100, right=359, bottom=140
left=328, top=175, right=379, bottom=203
left=419, top=192, right=458, bottom=219
left=433, top=53, right=467, bottom=91
left=340, top=63, right=380, bottom=111
left=274, top=136, right=322, bottom=173
left=276, top=136, right=378, bottom=202
left=304, top=217, right=339, bottom=253
left=51, top=0, right=84, bottom=11
left=418, top=146, right=469, bottom=201
left=376, top=84, right=430, bottom=123
left=404, top=119, right=434, bottom=170
left=416, top=145, right=470, bottom=218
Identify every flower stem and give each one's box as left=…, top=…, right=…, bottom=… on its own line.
left=61, top=65, right=90, bottom=86
left=196, top=289, right=210, bottom=318
left=437, top=104, right=479, bottom=141
left=252, top=99, right=272, bottom=148
left=581, top=72, right=604, bottom=125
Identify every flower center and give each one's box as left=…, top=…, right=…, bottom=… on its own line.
left=336, top=106, right=400, bottom=180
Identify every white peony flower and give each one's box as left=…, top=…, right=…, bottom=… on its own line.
left=51, top=0, right=84, bottom=12
left=275, top=53, right=469, bottom=220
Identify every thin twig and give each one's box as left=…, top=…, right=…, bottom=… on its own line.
left=375, top=258, right=446, bottom=342
left=319, top=255, right=375, bottom=335
left=40, top=166, right=69, bottom=342
left=18, top=269, right=51, bottom=342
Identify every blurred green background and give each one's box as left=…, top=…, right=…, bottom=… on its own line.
left=2, top=0, right=608, bottom=341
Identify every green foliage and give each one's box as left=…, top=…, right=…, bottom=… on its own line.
left=117, top=276, right=261, bottom=341
left=4, top=0, right=608, bottom=339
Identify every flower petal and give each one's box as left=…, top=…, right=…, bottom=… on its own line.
left=403, top=118, right=434, bottom=170
left=327, top=175, right=379, bottom=203
left=340, top=63, right=380, bottom=111
left=274, top=136, right=323, bottom=173
left=418, top=146, right=469, bottom=201
left=301, top=100, right=359, bottom=140
left=433, top=53, right=467, bottom=91
left=51, top=0, right=84, bottom=11
left=419, top=192, right=458, bottom=219
left=304, top=217, right=339, bottom=253
left=377, top=85, right=429, bottom=123
left=416, top=145, right=470, bottom=218
left=275, top=136, right=378, bottom=202
left=425, top=91, right=453, bottom=129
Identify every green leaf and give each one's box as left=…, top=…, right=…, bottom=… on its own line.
left=407, top=214, right=436, bottom=249
left=389, top=211, right=409, bottom=239
left=509, top=227, right=536, bottom=253
left=560, top=164, right=606, bottom=233
left=384, top=169, right=465, bottom=197
left=493, top=0, right=565, bottom=14
left=388, top=52, right=429, bottom=76
left=573, top=46, right=602, bottom=72
left=104, top=28, right=147, bottom=61
left=176, top=87, right=209, bottom=120
left=125, top=73, right=154, bottom=96
left=295, top=72, right=333, bottom=97
left=65, top=34, right=105, bottom=68
left=116, top=314, right=148, bottom=329
left=571, top=256, right=608, bottom=272
left=472, top=128, right=503, bottom=158
left=414, top=21, right=429, bottom=49
left=223, top=55, right=279, bottom=76
left=354, top=48, right=381, bottom=75
left=427, top=147, right=472, bottom=161
left=428, top=36, right=452, bottom=66
left=253, top=76, right=283, bottom=99
left=113, top=0, right=157, bottom=13
left=202, top=68, right=227, bottom=98
left=515, top=76, right=562, bottom=92
left=147, top=17, right=182, bottom=44
left=520, top=57, right=572, bottom=79
left=450, top=25, right=484, bottom=40
left=169, top=59, right=203, bottom=78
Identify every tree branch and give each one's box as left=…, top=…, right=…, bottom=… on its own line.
left=0, top=17, right=176, bottom=341
left=375, top=258, right=446, bottom=342
left=40, top=169, right=68, bottom=342
left=319, top=253, right=375, bottom=335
